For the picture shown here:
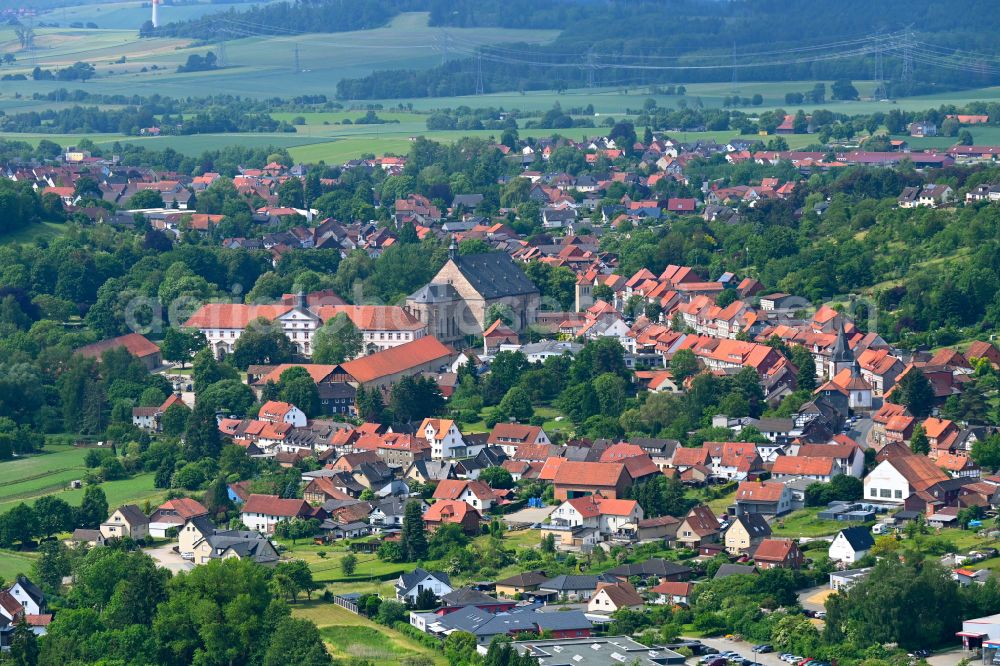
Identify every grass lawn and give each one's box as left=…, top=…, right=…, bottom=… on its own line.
left=0, top=471, right=167, bottom=513
left=0, top=548, right=39, bottom=581
left=292, top=601, right=445, bottom=666
left=770, top=508, right=856, bottom=538
left=0, top=446, right=90, bottom=505
left=0, top=221, right=69, bottom=245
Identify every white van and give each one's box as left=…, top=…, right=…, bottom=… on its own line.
left=872, top=523, right=888, bottom=535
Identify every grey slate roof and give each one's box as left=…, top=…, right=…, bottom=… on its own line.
left=837, top=525, right=875, bottom=551
left=731, top=513, right=772, bottom=539
left=397, top=568, right=450, bottom=594
left=441, top=587, right=505, bottom=607
left=452, top=252, right=539, bottom=299
left=408, top=282, right=459, bottom=304
left=539, top=573, right=617, bottom=592
left=606, top=558, right=693, bottom=579
left=714, top=563, right=758, bottom=579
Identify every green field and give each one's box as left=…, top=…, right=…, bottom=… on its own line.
left=293, top=602, right=445, bottom=666
left=38, top=0, right=266, bottom=32
left=0, top=548, right=39, bottom=581
left=0, top=13, right=558, bottom=101
left=0, top=445, right=167, bottom=512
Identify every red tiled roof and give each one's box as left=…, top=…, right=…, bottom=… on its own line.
left=341, top=337, right=453, bottom=384
left=650, top=581, right=693, bottom=597
left=258, top=364, right=338, bottom=385
left=553, top=461, right=626, bottom=488
left=599, top=443, right=646, bottom=462
left=488, top=423, right=544, bottom=445
left=771, top=456, right=834, bottom=477
left=183, top=304, right=292, bottom=329
left=313, top=304, right=425, bottom=331
left=242, top=494, right=312, bottom=518
left=157, top=497, right=208, bottom=519
left=735, top=481, right=786, bottom=502
left=754, top=538, right=798, bottom=562
left=424, top=499, right=480, bottom=524
left=76, top=333, right=160, bottom=360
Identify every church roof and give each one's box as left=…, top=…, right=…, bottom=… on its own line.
left=452, top=252, right=539, bottom=299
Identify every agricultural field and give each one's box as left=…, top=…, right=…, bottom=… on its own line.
left=0, top=12, right=559, bottom=102
left=37, top=0, right=263, bottom=32
left=0, top=548, right=38, bottom=581
left=0, top=444, right=167, bottom=512
left=293, top=602, right=446, bottom=666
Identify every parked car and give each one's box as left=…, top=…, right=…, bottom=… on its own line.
left=755, top=646, right=774, bottom=653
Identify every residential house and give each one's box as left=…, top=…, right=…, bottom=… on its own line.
left=587, top=582, right=644, bottom=614
left=828, top=526, right=875, bottom=564
left=753, top=538, right=803, bottom=569
left=178, top=516, right=279, bottom=565
left=420, top=418, right=468, bottom=460
left=538, top=574, right=619, bottom=601
left=864, top=454, right=950, bottom=504
left=676, top=505, right=722, bottom=548
left=724, top=513, right=773, bottom=554
left=432, top=479, right=500, bottom=513
left=147, top=497, right=209, bottom=538
left=495, top=571, right=549, bottom=598
left=734, top=480, right=793, bottom=516
left=551, top=461, right=632, bottom=501
left=650, top=581, right=694, bottom=606
left=487, top=423, right=551, bottom=456
left=424, top=499, right=483, bottom=535
left=100, top=505, right=149, bottom=541
left=770, top=456, right=836, bottom=483
left=604, top=558, right=692, bottom=582
left=75, top=332, right=162, bottom=370
left=395, top=569, right=453, bottom=603
left=240, top=494, right=316, bottom=534
left=259, top=400, right=307, bottom=428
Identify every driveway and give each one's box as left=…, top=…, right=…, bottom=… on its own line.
left=146, top=544, right=195, bottom=574
left=502, top=505, right=555, bottom=526
left=797, top=585, right=834, bottom=612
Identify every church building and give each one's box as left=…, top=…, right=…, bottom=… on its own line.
left=405, top=241, right=540, bottom=344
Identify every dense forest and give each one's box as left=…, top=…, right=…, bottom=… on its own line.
left=336, top=0, right=1000, bottom=98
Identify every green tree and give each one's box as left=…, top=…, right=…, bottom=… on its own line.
left=890, top=368, right=935, bottom=418
left=444, top=630, right=479, bottom=666
left=669, top=348, right=699, bottom=383
left=593, top=372, right=628, bottom=416
left=8, top=618, right=39, bottom=666
left=199, top=379, right=256, bottom=416
left=76, top=485, right=108, bottom=530
left=0, top=503, right=35, bottom=549
left=160, top=328, right=205, bottom=368
left=231, top=318, right=297, bottom=369
left=311, top=313, right=362, bottom=363
left=184, top=400, right=222, bottom=459
left=341, top=552, right=358, bottom=576
left=478, top=466, right=514, bottom=490
left=263, top=617, right=331, bottom=666
left=161, top=402, right=190, bottom=436
left=278, top=369, right=320, bottom=417
left=401, top=499, right=428, bottom=561
left=910, top=423, right=929, bottom=455
left=497, top=386, right=534, bottom=422
left=972, top=434, right=1000, bottom=471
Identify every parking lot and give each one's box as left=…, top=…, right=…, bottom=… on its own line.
left=146, top=544, right=195, bottom=574
left=686, top=636, right=788, bottom=666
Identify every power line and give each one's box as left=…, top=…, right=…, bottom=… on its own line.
left=475, top=53, right=484, bottom=95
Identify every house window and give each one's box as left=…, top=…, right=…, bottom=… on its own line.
left=869, top=488, right=878, bottom=498
left=880, top=489, right=891, bottom=498
left=894, top=490, right=902, bottom=498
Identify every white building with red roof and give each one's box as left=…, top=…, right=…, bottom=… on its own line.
left=258, top=400, right=307, bottom=427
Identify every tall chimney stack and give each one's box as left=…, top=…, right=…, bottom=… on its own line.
left=151, top=0, right=159, bottom=29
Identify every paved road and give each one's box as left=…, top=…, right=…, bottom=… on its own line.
left=846, top=415, right=874, bottom=450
